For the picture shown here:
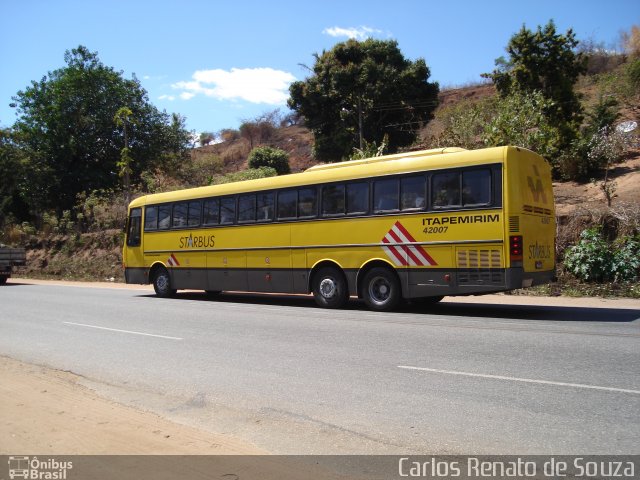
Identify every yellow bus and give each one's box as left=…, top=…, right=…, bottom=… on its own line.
left=123, top=146, right=555, bottom=311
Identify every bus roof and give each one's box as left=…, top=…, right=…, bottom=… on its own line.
left=129, top=145, right=529, bottom=208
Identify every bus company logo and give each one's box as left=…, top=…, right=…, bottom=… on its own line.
left=8, top=456, right=73, bottom=479
left=381, top=221, right=437, bottom=267
left=167, top=253, right=180, bottom=267
left=527, top=164, right=548, bottom=204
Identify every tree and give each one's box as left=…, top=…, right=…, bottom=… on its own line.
left=247, top=146, right=290, bottom=174
left=0, top=128, right=30, bottom=224
left=481, top=90, right=563, bottom=161
left=199, top=131, right=216, bottom=147
left=288, top=39, right=439, bottom=162
left=483, top=20, right=586, bottom=151
left=114, top=107, right=136, bottom=205
left=11, top=45, right=191, bottom=214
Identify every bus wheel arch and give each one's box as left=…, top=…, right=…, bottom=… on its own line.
left=358, top=260, right=402, bottom=312
left=309, top=261, right=349, bottom=309
left=149, top=263, right=176, bottom=298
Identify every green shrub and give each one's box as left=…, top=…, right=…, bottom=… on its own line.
left=247, top=146, right=290, bottom=175
left=565, top=227, right=640, bottom=282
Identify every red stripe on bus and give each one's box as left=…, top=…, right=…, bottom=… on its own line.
left=394, top=222, right=437, bottom=265
left=387, top=228, right=423, bottom=266
left=382, top=237, right=408, bottom=266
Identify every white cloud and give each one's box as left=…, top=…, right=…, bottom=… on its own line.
left=158, top=94, right=175, bottom=101
left=171, top=67, right=296, bottom=104
left=322, top=26, right=383, bottom=40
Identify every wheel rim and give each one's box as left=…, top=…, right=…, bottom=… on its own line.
left=319, top=277, right=337, bottom=299
left=368, top=275, right=391, bottom=305
left=156, top=273, right=169, bottom=292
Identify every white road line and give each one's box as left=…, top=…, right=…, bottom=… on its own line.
left=63, top=322, right=183, bottom=340
left=398, top=365, right=640, bottom=395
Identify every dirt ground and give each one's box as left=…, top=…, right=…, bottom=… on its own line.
left=554, top=152, right=640, bottom=216
left=0, top=355, right=265, bottom=455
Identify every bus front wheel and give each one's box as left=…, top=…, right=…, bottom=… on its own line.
left=361, top=267, right=401, bottom=311
left=312, top=267, right=349, bottom=309
left=152, top=267, right=176, bottom=298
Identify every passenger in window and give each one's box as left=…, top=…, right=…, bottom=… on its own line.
left=377, top=195, right=396, bottom=211
left=259, top=206, right=272, bottom=220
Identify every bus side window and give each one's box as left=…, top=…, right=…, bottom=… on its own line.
left=144, top=206, right=158, bottom=231
left=432, top=172, right=461, bottom=208
left=173, top=202, right=188, bottom=227
left=188, top=201, right=201, bottom=226
left=126, top=208, right=142, bottom=247
left=401, top=176, right=425, bottom=210
left=257, top=192, right=274, bottom=221
left=346, top=182, right=368, bottom=215
left=278, top=190, right=297, bottom=219
left=462, top=170, right=492, bottom=206
left=298, top=187, right=317, bottom=218
left=322, top=184, right=345, bottom=216
left=238, top=194, right=256, bottom=223
left=203, top=199, right=220, bottom=225
left=158, top=205, right=171, bottom=229
left=373, top=178, right=399, bottom=212
left=220, top=197, right=236, bottom=224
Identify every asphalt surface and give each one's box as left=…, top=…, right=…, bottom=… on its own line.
left=1, top=281, right=639, bottom=454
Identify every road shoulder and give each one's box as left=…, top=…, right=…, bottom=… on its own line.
left=0, top=355, right=265, bottom=455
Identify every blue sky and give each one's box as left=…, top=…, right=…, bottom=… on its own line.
left=1, top=0, right=637, bottom=137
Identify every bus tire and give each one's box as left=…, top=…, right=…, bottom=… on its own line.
left=312, top=267, right=349, bottom=309
left=361, top=267, right=401, bottom=311
left=152, top=267, right=176, bottom=298
left=0, top=276, right=7, bottom=285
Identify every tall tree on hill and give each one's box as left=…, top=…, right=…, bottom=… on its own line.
left=288, top=39, right=439, bottom=162
left=11, top=46, right=191, bottom=214
left=482, top=20, right=587, bottom=150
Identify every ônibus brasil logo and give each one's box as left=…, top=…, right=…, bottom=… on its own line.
left=7, top=456, right=73, bottom=479
left=381, top=221, right=437, bottom=267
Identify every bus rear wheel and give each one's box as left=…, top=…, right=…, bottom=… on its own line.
left=152, top=267, right=176, bottom=298
left=312, top=267, right=349, bottom=309
left=361, top=267, right=401, bottom=311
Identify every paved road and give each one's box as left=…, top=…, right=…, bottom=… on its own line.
left=1, top=281, right=639, bottom=454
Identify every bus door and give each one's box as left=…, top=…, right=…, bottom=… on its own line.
left=124, top=207, right=144, bottom=280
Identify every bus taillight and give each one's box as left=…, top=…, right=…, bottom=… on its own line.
left=510, top=235, right=523, bottom=262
